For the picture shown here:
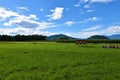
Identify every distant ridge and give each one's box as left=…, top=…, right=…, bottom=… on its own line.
left=46, top=34, right=78, bottom=41
left=107, top=34, right=120, bottom=40
left=46, top=34, right=120, bottom=40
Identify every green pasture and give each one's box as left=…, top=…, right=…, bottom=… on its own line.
left=0, top=42, right=120, bottom=80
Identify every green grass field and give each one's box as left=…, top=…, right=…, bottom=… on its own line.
left=0, top=42, right=120, bottom=80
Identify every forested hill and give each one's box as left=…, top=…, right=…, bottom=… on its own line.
left=0, top=35, right=46, bottom=41
left=46, top=34, right=77, bottom=41
left=87, top=35, right=109, bottom=40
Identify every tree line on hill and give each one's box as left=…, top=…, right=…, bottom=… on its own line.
left=55, top=39, right=120, bottom=43
left=0, top=35, right=46, bottom=41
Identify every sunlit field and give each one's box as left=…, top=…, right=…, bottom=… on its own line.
left=0, top=42, right=120, bottom=80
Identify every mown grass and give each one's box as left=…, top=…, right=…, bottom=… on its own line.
left=0, top=42, right=120, bottom=80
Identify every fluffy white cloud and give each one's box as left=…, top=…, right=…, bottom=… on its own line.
left=0, top=7, right=33, bottom=21
left=0, top=27, right=31, bottom=35
left=105, top=26, right=120, bottom=35
left=0, top=27, right=56, bottom=36
left=4, top=19, right=55, bottom=29
left=0, top=7, right=19, bottom=19
left=46, top=7, right=64, bottom=20
left=0, top=7, right=56, bottom=35
left=4, top=18, right=53, bottom=29
left=1, top=21, right=55, bottom=35
left=0, top=7, right=55, bottom=29
left=3, top=14, right=38, bottom=26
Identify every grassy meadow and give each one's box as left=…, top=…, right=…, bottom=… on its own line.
left=0, top=42, right=120, bottom=80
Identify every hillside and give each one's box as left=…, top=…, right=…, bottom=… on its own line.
left=87, top=35, right=109, bottom=40
left=46, top=34, right=77, bottom=41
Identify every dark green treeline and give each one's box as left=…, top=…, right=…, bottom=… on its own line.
left=0, top=35, right=46, bottom=41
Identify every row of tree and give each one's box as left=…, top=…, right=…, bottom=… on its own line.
left=55, top=39, right=120, bottom=43
left=0, top=35, right=46, bottom=41
left=87, top=40, right=120, bottom=43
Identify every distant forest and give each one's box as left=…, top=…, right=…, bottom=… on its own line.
left=0, top=35, right=46, bottom=41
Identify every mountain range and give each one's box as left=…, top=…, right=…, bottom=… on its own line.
left=46, top=34, right=120, bottom=40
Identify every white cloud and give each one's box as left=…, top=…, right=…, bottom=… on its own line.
left=74, top=0, right=90, bottom=7
left=65, top=21, right=75, bottom=26
left=3, top=14, right=39, bottom=27
left=78, top=25, right=120, bottom=38
left=92, top=17, right=98, bottom=20
left=0, top=27, right=56, bottom=36
left=0, top=7, right=38, bottom=22
left=87, top=17, right=98, bottom=21
left=0, top=7, right=56, bottom=35
left=78, top=31, right=98, bottom=38
left=87, top=9, right=93, bottom=12
left=1, top=25, right=118, bottom=38
left=46, top=7, right=64, bottom=20
left=74, top=4, right=81, bottom=7
left=0, top=7, right=19, bottom=19
left=0, top=27, right=32, bottom=35
left=75, top=0, right=113, bottom=9
left=105, top=26, right=120, bottom=35
left=18, top=7, right=29, bottom=11
left=65, top=17, right=99, bottom=26
left=4, top=19, right=55, bottom=29
left=81, top=17, right=99, bottom=23
left=82, top=25, right=101, bottom=31
left=40, top=9, right=44, bottom=11
left=91, top=0, right=113, bottom=3
left=0, top=7, right=55, bottom=30
left=84, top=5, right=90, bottom=8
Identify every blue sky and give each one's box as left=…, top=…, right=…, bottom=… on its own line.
left=0, top=0, right=120, bottom=38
